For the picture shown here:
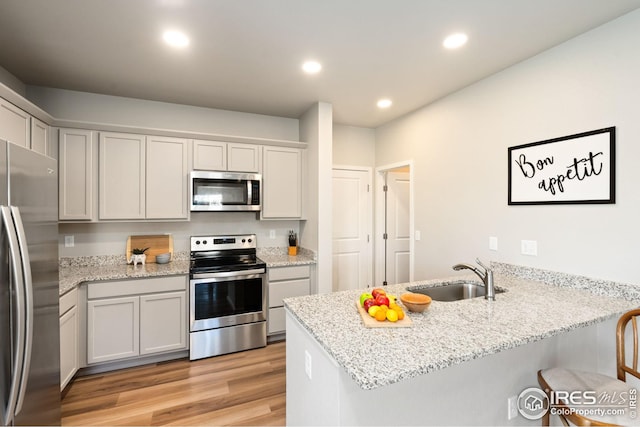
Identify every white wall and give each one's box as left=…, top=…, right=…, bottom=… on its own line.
left=375, top=9, right=640, bottom=284
left=59, top=215, right=300, bottom=257
left=26, top=86, right=300, bottom=141
left=300, top=102, right=333, bottom=294
left=332, top=124, right=375, bottom=167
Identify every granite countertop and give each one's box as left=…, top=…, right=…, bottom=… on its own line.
left=59, top=247, right=316, bottom=295
left=283, top=262, right=640, bottom=391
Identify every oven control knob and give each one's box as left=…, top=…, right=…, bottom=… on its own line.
left=248, top=238, right=252, bottom=243
left=195, top=240, right=201, bottom=245
left=203, top=240, right=207, bottom=245
left=242, top=239, right=246, bottom=243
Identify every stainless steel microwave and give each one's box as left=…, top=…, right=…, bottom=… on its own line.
left=190, top=171, right=261, bottom=211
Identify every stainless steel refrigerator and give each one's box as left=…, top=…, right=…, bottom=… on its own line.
left=1, top=139, right=60, bottom=426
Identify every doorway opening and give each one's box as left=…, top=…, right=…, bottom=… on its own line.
left=375, top=161, right=414, bottom=286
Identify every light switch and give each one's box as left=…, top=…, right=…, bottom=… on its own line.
left=415, top=230, right=421, bottom=241
left=269, top=229, right=276, bottom=239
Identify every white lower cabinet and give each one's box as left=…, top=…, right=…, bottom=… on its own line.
left=86, top=276, right=188, bottom=365
left=59, top=288, right=78, bottom=390
left=140, top=292, right=187, bottom=355
left=268, top=265, right=311, bottom=336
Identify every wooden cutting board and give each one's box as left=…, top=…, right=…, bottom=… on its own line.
left=355, top=301, right=413, bottom=328
left=126, top=234, right=173, bottom=263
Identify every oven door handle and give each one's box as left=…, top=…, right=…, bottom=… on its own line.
left=191, top=268, right=266, bottom=281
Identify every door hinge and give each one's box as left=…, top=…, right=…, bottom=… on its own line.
left=367, top=184, right=370, bottom=192
left=383, top=185, right=388, bottom=192
left=383, top=233, right=388, bottom=240
left=367, top=234, right=370, bottom=243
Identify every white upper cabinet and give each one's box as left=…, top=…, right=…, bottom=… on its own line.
left=193, top=140, right=260, bottom=173
left=59, top=129, right=97, bottom=221
left=227, top=143, right=260, bottom=172
left=262, top=146, right=302, bottom=219
left=30, top=117, right=49, bottom=155
left=193, top=140, right=226, bottom=170
left=99, top=132, right=146, bottom=220
left=0, top=98, right=30, bottom=148
left=146, top=136, right=190, bottom=219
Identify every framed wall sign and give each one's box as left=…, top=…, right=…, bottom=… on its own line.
left=508, top=127, right=615, bottom=205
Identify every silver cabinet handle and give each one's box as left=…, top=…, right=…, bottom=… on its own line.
left=10, top=207, right=33, bottom=415
left=1, top=206, right=25, bottom=426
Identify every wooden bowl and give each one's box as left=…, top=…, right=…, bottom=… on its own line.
left=400, top=292, right=432, bottom=313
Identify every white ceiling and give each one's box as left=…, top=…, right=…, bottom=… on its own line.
left=1, top=0, right=639, bottom=128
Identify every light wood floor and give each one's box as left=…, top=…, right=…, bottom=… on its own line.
left=61, top=341, right=286, bottom=426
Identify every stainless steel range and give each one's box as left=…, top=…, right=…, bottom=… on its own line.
left=189, top=234, right=267, bottom=360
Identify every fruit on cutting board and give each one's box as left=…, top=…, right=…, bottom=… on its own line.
left=359, top=290, right=405, bottom=322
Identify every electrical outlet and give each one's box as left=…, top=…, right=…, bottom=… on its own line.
left=304, top=350, right=312, bottom=380
left=269, top=229, right=276, bottom=239
left=64, top=235, right=74, bottom=248
left=508, top=395, right=518, bottom=420
left=489, top=236, right=498, bottom=251
left=521, top=240, right=538, bottom=256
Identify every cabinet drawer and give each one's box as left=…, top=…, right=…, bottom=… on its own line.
left=268, top=307, right=285, bottom=335
left=88, top=276, right=187, bottom=299
left=268, top=265, right=310, bottom=281
left=59, top=288, right=77, bottom=316
left=269, top=278, right=310, bottom=307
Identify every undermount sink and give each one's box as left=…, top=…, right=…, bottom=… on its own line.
left=406, top=281, right=505, bottom=302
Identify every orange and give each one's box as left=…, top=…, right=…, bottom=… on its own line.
left=386, top=309, right=398, bottom=322
left=394, top=307, right=405, bottom=320
left=374, top=309, right=387, bottom=321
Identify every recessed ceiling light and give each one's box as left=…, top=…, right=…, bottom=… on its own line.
left=163, top=30, right=190, bottom=48
left=443, top=32, right=468, bottom=49
left=302, top=61, right=322, bottom=74
left=377, top=99, right=392, bottom=109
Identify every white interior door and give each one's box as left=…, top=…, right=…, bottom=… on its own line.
left=385, top=172, right=410, bottom=285
left=332, top=168, right=372, bottom=291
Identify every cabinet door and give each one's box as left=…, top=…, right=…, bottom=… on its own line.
left=0, top=99, right=30, bottom=148
left=140, top=291, right=187, bottom=355
left=262, top=146, right=302, bottom=218
left=99, top=132, right=146, bottom=219
left=30, top=117, right=49, bottom=155
left=228, top=143, right=260, bottom=172
left=146, top=136, right=189, bottom=219
left=193, top=140, right=226, bottom=170
left=87, top=296, right=140, bottom=364
left=59, top=129, right=96, bottom=220
left=59, top=305, right=78, bottom=389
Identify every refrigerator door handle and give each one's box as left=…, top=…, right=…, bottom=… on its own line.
left=1, top=206, right=26, bottom=427
left=10, top=206, right=33, bottom=416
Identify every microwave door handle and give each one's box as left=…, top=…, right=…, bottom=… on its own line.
left=247, top=180, right=252, bottom=205
left=1, top=206, right=26, bottom=427
left=10, top=207, right=33, bottom=415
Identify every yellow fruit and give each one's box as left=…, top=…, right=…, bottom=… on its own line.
left=394, top=307, right=405, bottom=320
left=379, top=304, right=389, bottom=312
left=389, top=302, right=400, bottom=310
left=368, top=306, right=380, bottom=317
left=386, top=309, right=399, bottom=322
left=374, top=309, right=387, bottom=321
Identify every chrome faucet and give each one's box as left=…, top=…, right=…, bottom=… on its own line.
left=452, top=258, right=495, bottom=301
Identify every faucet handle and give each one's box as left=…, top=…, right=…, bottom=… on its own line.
left=475, top=258, right=490, bottom=272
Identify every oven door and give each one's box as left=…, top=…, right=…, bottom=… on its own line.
left=190, top=269, right=266, bottom=331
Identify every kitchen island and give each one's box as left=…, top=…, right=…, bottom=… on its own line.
left=284, top=263, right=640, bottom=426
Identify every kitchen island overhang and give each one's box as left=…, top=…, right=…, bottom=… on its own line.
left=284, top=263, right=640, bottom=426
